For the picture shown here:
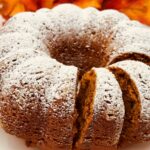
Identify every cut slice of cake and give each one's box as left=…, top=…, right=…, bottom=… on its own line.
left=73, top=68, right=124, bottom=150
left=108, top=60, right=150, bottom=147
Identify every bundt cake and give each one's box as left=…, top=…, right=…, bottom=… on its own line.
left=0, top=3, right=150, bottom=150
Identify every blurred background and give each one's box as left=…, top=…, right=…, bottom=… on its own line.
left=0, top=0, right=150, bottom=26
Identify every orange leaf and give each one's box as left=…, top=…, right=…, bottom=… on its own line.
left=10, top=2, right=25, bottom=16
left=102, top=0, right=127, bottom=9
left=39, top=0, right=54, bottom=8
left=0, top=0, right=19, bottom=17
left=21, top=0, right=38, bottom=11
left=74, top=0, right=102, bottom=8
left=103, top=0, right=150, bottom=25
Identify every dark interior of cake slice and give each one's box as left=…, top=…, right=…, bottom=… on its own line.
left=72, top=70, right=96, bottom=150
left=109, top=67, right=141, bottom=147
left=108, top=53, right=150, bottom=66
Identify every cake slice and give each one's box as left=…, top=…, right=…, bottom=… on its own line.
left=108, top=60, right=150, bottom=147
left=73, top=68, right=124, bottom=150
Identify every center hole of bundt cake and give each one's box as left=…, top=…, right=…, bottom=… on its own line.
left=48, top=35, right=110, bottom=73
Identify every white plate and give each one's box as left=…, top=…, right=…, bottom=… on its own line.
left=0, top=128, right=38, bottom=150
left=0, top=128, right=150, bottom=150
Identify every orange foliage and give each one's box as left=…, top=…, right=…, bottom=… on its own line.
left=21, top=0, right=37, bottom=11
left=38, top=0, right=54, bottom=8
left=74, top=0, right=102, bottom=8
left=0, top=0, right=37, bottom=18
left=103, top=0, right=150, bottom=25
left=0, top=0, right=150, bottom=25
left=0, top=0, right=19, bottom=17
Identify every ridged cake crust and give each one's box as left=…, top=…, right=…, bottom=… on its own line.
left=0, top=3, right=150, bottom=150
left=0, top=32, right=48, bottom=59
left=92, top=68, right=124, bottom=149
left=78, top=68, right=124, bottom=150
left=109, top=60, right=150, bottom=146
left=0, top=55, right=78, bottom=149
left=1, top=4, right=149, bottom=69
left=0, top=4, right=129, bottom=71
left=108, top=21, right=150, bottom=65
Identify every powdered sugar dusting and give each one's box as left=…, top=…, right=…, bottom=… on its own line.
left=109, top=20, right=150, bottom=61
left=0, top=32, right=48, bottom=59
left=111, top=60, right=150, bottom=141
left=0, top=48, right=47, bottom=75
left=1, top=54, right=78, bottom=148
left=2, top=55, right=77, bottom=113
left=92, top=68, right=124, bottom=146
left=0, top=3, right=150, bottom=149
